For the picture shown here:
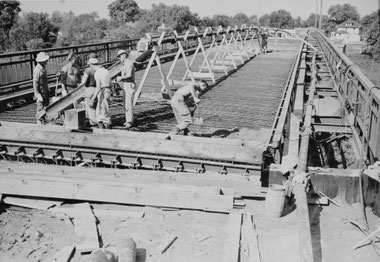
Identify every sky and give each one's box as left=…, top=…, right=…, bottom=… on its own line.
left=18, top=0, right=379, bottom=20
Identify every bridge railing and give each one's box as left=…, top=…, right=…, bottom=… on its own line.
left=0, top=36, right=199, bottom=92
left=312, top=31, right=380, bottom=162
left=0, top=26, right=261, bottom=93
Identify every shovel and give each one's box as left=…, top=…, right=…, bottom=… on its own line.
left=193, top=104, right=204, bottom=126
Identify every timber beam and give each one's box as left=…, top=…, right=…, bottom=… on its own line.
left=0, top=122, right=262, bottom=175
left=0, top=170, right=234, bottom=213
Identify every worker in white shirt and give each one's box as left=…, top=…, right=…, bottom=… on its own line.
left=116, top=49, right=135, bottom=128
left=88, top=58, right=112, bottom=129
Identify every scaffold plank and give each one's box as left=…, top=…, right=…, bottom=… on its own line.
left=0, top=163, right=261, bottom=197
left=0, top=173, right=233, bottom=213
left=0, top=126, right=261, bottom=164
left=222, top=213, right=242, bottom=262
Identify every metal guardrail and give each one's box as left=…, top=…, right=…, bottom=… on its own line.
left=0, top=36, right=203, bottom=91
left=312, top=31, right=380, bottom=162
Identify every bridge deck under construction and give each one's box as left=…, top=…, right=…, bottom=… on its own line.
left=0, top=39, right=299, bottom=136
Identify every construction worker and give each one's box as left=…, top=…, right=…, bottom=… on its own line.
left=260, top=28, right=269, bottom=53
left=59, top=51, right=81, bottom=94
left=134, top=34, right=154, bottom=67
left=116, top=49, right=135, bottom=128
left=33, top=52, right=50, bottom=124
left=170, top=80, right=208, bottom=135
left=77, top=53, right=98, bottom=127
left=88, top=58, right=112, bottom=129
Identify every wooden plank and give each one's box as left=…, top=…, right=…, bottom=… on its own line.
left=160, top=235, right=178, bottom=254
left=0, top=173, right=233, bottom=213
left=296, top=68, right=306, bottom=85
left=92, top=128, right=170, bottom=140
left=0, top=121, right=72, bottom=132
left=199, top=65, right=228, bottom=72
left=0, top=171, right=234, bottom=196
left=187, top=71, right=214, bottom=80
left=92, top=209, right=145, bottom=220
left=213, top=60, right=237, bottom=67
left=222, top=213, right=242, bottom=262
left=1, top=163, right=261, bottom=197
left=243, top=213, right=261, bottom=262
left=53, top=245, right=75, bottom=262
left=294, top=83, right=304, bottom=118
left=280, top=113, right=300, bottom=174
left=0, top=127, right=260, bottom=164
left=2, top=196, right=62, bottom=210
left=70, top=203, right=99, bottom=253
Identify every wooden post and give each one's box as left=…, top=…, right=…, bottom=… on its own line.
left=290, top=52, right=318, bottom=262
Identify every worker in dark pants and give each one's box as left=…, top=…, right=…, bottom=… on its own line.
left=260, top=28, right=269, bottom=53
left=170, top=80, right=208, bottom=135
left=33, top=52, right=50, bottom=124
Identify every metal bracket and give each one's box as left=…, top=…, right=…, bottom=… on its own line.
left=0, top=144, right=8, bottom=154
left=72, top=151, right=83, bottom=162
left=91, top=152, right=102, bottom=164
left=195, top=163, right=205, bottom=173
left=174, top=161, right=184, bottom=172
left=111, top=155, right=122, bottom=168
left=218, top=166, right=228, bottom=175
left=33, top=148, right=44, bottom=158
left=131, top=157, right=142, bottom=169
left=152, top=159, right=163, bottom=170
left=14, top=146, right=26, bottom=156
left=52, top=149, right=64, bottom=160
left=240, top=168, right=250, bottom=176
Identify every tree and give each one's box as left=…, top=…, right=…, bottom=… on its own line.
left=232, top=13, right=249, bottom=27
left=9, top=12, right=59, bottom=51
left=294, top=16, right=302, bottom=28
left=248, top=15, right=259, bottom=26
left=25, top=38, right=45, bottom=50
left=0, top=0, right=21, bottom=51
left=305, top=13, right=329, bottom=28
left=267, top=10, right=294, bottom=29
left=212, top=14, right=232, bottom=28
left=259, top=14, right=270, bottom=27
left=143, top=3, right=200, bottom=33
left=198, top=16, right=214, bottom=29
left=361, top=11, right=380, bottom=61
left=0, top=0, right=21, bottom=36
left=64, top=12, right=106, bottom=45
left=328, top=4, right=360, bottom=24
left=108, top=0, right=140, bottom=26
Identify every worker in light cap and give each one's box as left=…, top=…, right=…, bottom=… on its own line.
left=88, top=58, right=112, bottom=129
left=116, top=49, right=136, bottom=129
left=33, top=52, right=50, bottom=124
left=77, top=53, right=100, bottom=127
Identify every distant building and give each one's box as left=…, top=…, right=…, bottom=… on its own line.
left=330, top=20, right=361, bottom=42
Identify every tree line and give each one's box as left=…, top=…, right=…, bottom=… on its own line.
left=0, top=0, right=378, bottom=60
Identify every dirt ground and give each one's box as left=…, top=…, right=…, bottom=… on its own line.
left=1, top=197, right=379, bottom=262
